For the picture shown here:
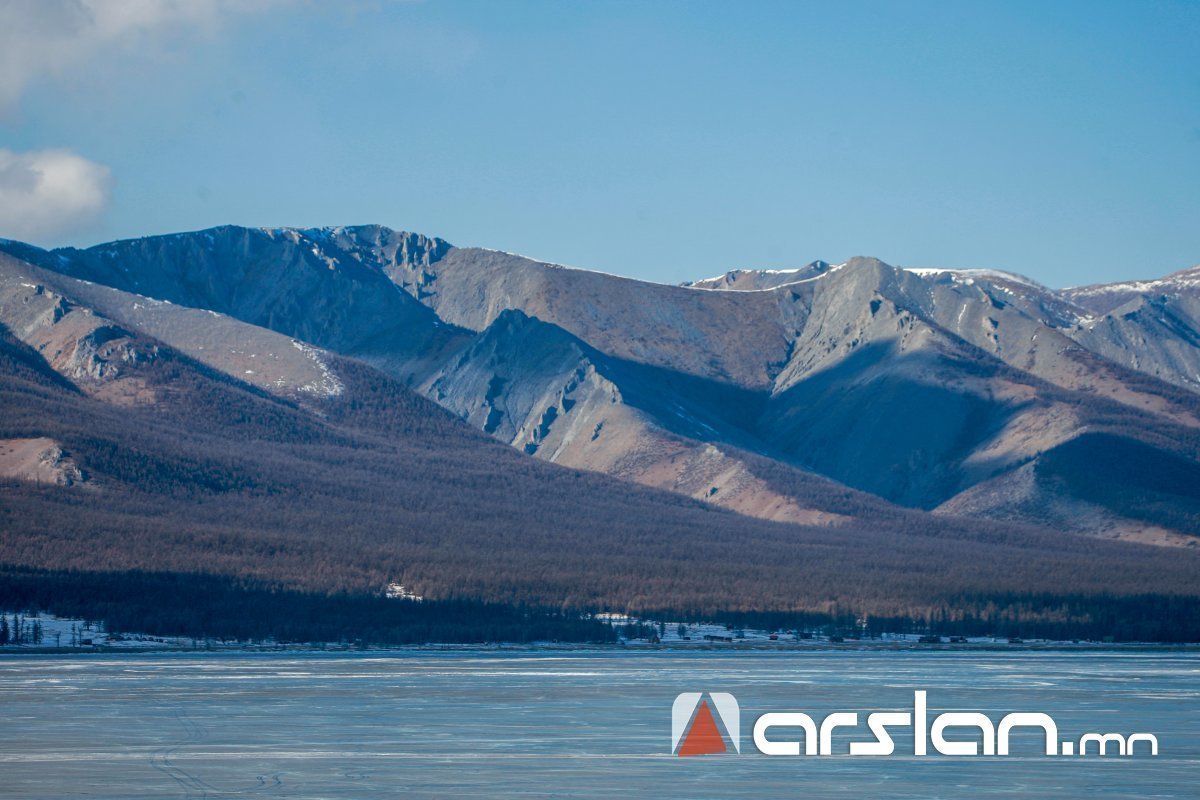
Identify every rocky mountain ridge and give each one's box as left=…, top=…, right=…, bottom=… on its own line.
left=4, top=226, right=1200, bottom=544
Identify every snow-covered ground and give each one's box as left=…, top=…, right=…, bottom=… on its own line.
left=602, top=614, right=1059, bottom=647
left=0, top=609, right=1098, bottom=651
left=0, top=611, right=193, bottom=650
left=903, top=266, right=1047, bottom=289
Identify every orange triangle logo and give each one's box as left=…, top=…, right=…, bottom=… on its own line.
left=677, top=699, right=729, bottom=756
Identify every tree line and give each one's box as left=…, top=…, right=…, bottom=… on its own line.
left=3, top=323, right=1200, bottom=643
left=0, top=567, right=615, bottom=646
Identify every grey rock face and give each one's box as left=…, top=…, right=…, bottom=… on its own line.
left=18, top=226, right=451, bottom=362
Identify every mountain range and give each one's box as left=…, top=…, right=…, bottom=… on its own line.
left=2, top=225, right=1199, bottom=637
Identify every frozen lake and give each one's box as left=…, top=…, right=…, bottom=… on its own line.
left=0, top=649, right=1196, bottom=798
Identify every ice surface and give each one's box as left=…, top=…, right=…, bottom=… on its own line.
left=0, top=650, right=1192, bottom=799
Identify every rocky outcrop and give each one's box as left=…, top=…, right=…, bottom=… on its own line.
left=0, top=437, right=87, bottom=486
left=0, top=265, right=156, bottom=389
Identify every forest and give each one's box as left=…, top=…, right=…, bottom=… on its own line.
left=3, top=323, right=1200, bottom=644
left=0, top=567, right=614, bottom=645
left=685, top=592, right=1200, bottom=643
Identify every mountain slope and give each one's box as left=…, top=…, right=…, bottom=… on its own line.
left=1065, top=264, right=1200, bottom=314
left=387, top=245, right=799, bottom=390
left=6, top=229, right=1200, bottom=545
left=1068, top=294, right=1200, bottom=394
left=413, top=308, right=870, bottom=524
left=755, top=257, right=1200, bottom=510
left=4, top=289, right=1199, bottom=627
left=0, top=250, right=873, bottom=526
left=5, top=226, right=467, bottom=382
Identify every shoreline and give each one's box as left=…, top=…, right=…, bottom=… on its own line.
left=4, top=640, right=1199, bottom=657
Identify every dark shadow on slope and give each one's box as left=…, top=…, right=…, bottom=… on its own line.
left=598, top=350, right=769, bottom=439
left=0, top=322, right=84, bottom=396
left=1036, top=433, right=1200, bottom=537
left=4, top=227, right=455, bottom=360
left=760, top=341, right=1023, bottom=509
left=444, top=309, right=772, bottom=446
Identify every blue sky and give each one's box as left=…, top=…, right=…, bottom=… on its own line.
left=1, top=0, right=1197, bottom=287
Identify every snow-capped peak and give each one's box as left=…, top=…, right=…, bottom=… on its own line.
left=902, top=266, right=1047, bottom=290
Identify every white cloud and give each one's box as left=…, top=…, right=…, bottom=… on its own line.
left=0, top=148, right=113, bottom=241
left=0, top=1, right=291, bottom=240
left=0, top=0, right=291, bottom=113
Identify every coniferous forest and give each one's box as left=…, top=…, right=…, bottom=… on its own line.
left=3, top=322, right=1200, bottom=644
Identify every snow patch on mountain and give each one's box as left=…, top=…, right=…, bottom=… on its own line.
left=291, top=340, right=345, bottom=397
left=1069, top=274, right=1200, bottom=296
left=903, top=267, right=1046, bottom=290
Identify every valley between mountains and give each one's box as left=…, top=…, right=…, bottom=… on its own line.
left=2, top=226, right=1199, bottom=639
